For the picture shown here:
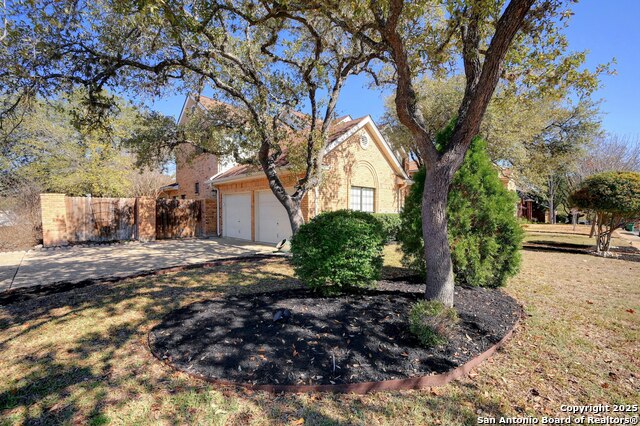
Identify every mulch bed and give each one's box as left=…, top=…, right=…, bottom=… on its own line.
left=149, top=281, right=521, bottom=387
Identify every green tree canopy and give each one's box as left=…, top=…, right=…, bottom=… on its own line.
left=1, top=91, right=168, bottom=197
left=0, top=0, right=375, bottom=235
left=569, top=172, right=640, bottom=252
left=310, top=0, right=609, bottom=305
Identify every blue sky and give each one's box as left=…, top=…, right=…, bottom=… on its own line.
left=148, top=0, right=639, bottom=137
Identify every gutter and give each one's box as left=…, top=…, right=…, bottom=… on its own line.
left=208, top=170, right=265, bottom=185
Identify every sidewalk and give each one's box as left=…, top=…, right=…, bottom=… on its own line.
left=615, top=229, right=640, bottom=249
left=0, top=238, right=278, bottom=293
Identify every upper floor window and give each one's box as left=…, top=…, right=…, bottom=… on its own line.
left=195, top=182, right=200, bottom=195
left=350, top=186, right=375, bottom=213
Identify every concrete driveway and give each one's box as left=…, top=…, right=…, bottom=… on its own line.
left=0, top=238, right=279, bottom=292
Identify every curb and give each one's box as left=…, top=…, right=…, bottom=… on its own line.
left=148, top=307, right=522, bottom=394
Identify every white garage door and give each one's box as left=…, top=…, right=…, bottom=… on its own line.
left=223, top=193, right=251, bottom=240
left=256, top=189, right=293, bottom=244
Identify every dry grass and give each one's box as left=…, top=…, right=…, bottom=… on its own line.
left=0, top=247, right=638, bottom=425
left=523, top=233, right=599, bottom=247
left=522, top=224, right=595, bottom=235
left=523, top=224, right=633, bottom=249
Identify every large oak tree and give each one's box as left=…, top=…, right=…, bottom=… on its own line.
left=0, top=0, right=374, bottom=234
left=307, top=0, right=605, bottom=305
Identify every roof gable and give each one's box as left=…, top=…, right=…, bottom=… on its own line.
left=179, top=94, right=408, bottom=183
left=325, top=116, right=408, bottom=179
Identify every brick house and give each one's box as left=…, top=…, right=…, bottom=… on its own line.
left=161, top=95, right=410, bottom=243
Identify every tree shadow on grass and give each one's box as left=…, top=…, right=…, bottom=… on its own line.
left=0, top=258, right=300, bottom=424
left=0, top=257, right=512, bottom=425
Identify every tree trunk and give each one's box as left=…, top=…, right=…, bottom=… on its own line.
left=421, top=168, right=455, bottom=307
left=548, top=177, right=555, bottom=224
left=284, top=198, right=305, bottom=235
left=589, top=212, right=597, bottom=238
left=268, top=183, right=307, bottom=237
left=259, top=141, right=308, bottom=237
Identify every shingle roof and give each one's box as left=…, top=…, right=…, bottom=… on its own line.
left=193, top=94, right=368, bottom=182
left=211, top=116, right=366, bottom=182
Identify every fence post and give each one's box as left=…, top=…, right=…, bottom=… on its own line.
left=40, top=193, right=68, bottom=247
left=136, top=197, right=156, bottom=242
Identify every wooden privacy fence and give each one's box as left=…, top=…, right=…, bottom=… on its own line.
left=40, top=194, right=216, bottom=247
left=64, top=197, right=137, bottom=243
left=156, top=199, right=202, bottom=239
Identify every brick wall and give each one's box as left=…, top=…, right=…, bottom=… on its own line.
left=40, top=193, right=68, bottom=247
left=174, top=145, right=219, bottom=200
left=200, top=198, right=217, bottom=236
left=136, top=197, right=156, bottom=242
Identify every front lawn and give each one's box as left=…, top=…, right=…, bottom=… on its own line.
left=0, top=248, right=638, bottom=425
left=523, top=223, right=633, bottom=249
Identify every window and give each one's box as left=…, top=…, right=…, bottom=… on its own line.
left=195, top=182, right=200, bottom=195
left=350, top=186, right=375, bottom=213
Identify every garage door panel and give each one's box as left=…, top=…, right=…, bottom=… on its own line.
left=223, top=193, right=251, bottom=240
left=256, top=190, right=293, bottom=244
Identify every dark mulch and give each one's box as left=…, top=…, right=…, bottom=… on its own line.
left=149, top=282, right=521, bottom=386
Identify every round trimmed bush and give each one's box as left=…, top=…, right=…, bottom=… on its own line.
left=290, top=209, right=385, bottom=294
left=409, top=300, right=459, bottom=347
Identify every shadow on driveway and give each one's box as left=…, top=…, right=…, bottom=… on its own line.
left=0, top=238, right=278, bottom=293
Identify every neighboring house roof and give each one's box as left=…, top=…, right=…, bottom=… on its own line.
left=406, top=160, right=419, bottom=175
left=498, top=168, right=517, bottom=192
left=174, top=94, right=408, bottom=185
left=160, top=182, right=179, bottom=191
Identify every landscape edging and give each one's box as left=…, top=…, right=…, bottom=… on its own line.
left=148, top=306, right=522, bottom=394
